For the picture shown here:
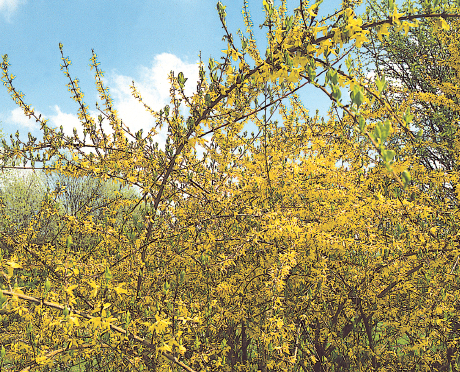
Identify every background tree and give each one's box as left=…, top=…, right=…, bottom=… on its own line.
left=355, top=2, right=460, bottom=369
left=0, top=169, right=46, bottom=232
left=361, top=0, right=460, bottom=203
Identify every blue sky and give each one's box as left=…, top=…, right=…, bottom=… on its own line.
left=0, top=0, right=347, bottom=142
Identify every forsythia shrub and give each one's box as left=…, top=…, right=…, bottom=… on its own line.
left=1, top=0, right=460, bottom=371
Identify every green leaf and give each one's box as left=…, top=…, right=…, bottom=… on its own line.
left=382, top=149, right=395, bottom=162
left=66, top=235, right=73, bottom=249
left=416, top=128, right=424, bottom=140
left=163, top=281, right=170, bottom=295
left=358, top=116, right=366, bottom=132
left=375, top=75, right=387, bottom=95
left=205, top=93, right=212, bottom=106
left=374, top=120, right=392, bottom=144
left=350, top=85, right=364, bottom=108
left=402, top=170, right=411, bottom=188
left=105, top=267, right=112, bottom=282
left=330, top=70, right=338, bottom=85
left=44, top=278, right=51, bottom=293
left=388, top=0, right=395, bottom=12
left=325, top=69, right=338, bottom=86
left=403, top=107, right=414, bottom=125
left=177, top=72, right=187, bottom=89
left=381, top=119, right=392, bottom=142
left=285, top=52, right=293, bottom=68
left=241, top=37, right=248, bottom=50
left=345, top=55, right=353, bottom=74
left=307, top=66, right=316, bottom=81
left=263, top=0, right=273, bottom=15
left=331, top=85, right=341, bottom=101
left=187, top=117, right=195, bottom=130
left=217, top=1, right=227, bottom=18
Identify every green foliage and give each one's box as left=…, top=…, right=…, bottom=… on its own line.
left=362, top=0, right=460, bottom=201
left=0, top=169, right=46, bottom=232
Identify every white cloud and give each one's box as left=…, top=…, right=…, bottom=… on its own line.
left=48, top=105, right=82, bottom=137
left=138, top=53, right=199, bottom=103
left=108, top=53, right=199, bottom=135
left=366, top=70, right=376, bottom=81
left=8, top=105, right=86, bottom=139
left=108, top=73, right=158, bottom=134
left=0, top=0, right=25, bottom=20
left=9, top=107, right=39, bottom=130
left=5, top=53, right=200, bottom=149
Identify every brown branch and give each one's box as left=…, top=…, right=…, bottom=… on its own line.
left=377, top=263, right=424, bottom=298
left=311, top=12, right=460, bottom=47
left=19, top=343, right=95, bottom=372
left=1, top=290, right=197, bottom=372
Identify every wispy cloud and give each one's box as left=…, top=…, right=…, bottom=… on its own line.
left=108, top=53, right=199, bottom=133
left=8, top=106, right=83, bottom=137
left=0, top=0, right=26, bottom=21
left=10, top=53, right=200, bottom=147
left=48, top=105, right=82, bottom=137
left=8, top=107, right=39, bottom=130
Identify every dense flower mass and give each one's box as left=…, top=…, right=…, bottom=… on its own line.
left=1, top=0, right=460, bottom=370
